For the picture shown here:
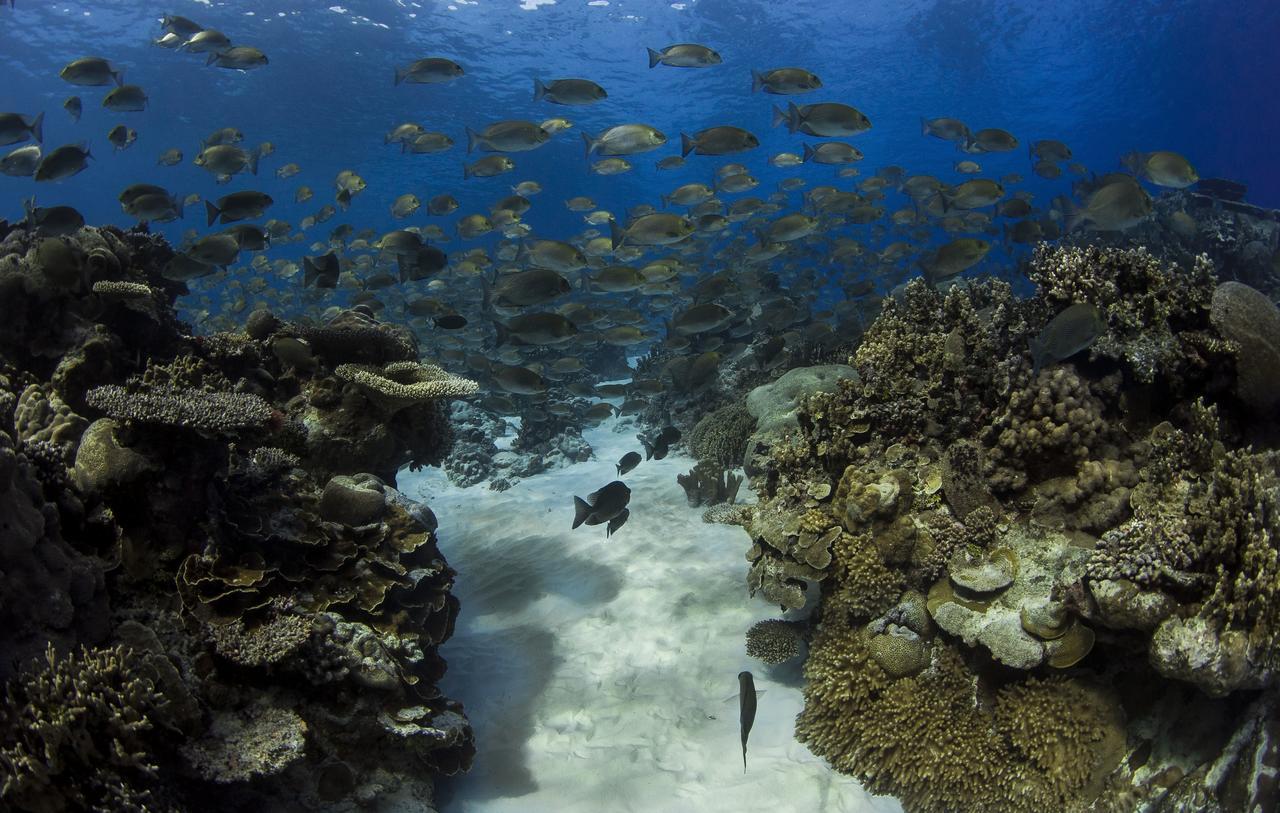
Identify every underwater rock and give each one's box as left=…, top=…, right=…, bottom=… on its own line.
left=1209, top=280, right=1280, bottom=412
left=746, top=363, right=857, bottom=437
left=72, top=418, right=157, bottom=495
left=181, top=702, right=308, bottom=784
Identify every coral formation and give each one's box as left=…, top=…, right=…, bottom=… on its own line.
left=738, top=240, right=1280, bottom=810
left=745, top=619, right=805, bottom=664
left=687, top=401, right=756, bottom=468
left=0, top=223, right=473, bottom=809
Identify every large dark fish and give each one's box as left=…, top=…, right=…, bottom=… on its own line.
left=572, top=481, right=631, bottom=530
left=738, top=671, right=756, bottom=773
left=1030, top=303, right=1106, bottom=374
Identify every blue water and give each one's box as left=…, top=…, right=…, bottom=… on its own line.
left=2, top=0, right=1277, bottom=277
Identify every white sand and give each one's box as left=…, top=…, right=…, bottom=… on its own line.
left=402, top=415, right=902, bottom=813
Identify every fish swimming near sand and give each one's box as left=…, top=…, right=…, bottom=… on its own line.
left=739, top=671, right=757, bottom=773
left=617, top=451, right=641, bottom=475
left=572, top=480, right=631, bottom=531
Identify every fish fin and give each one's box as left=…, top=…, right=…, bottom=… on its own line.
left=29, top=112, right=43, bottom=144
left=581, top=130, right=596, bottom=159
left=750, top=69, right=763, bottom=93
left=609, top=219, right=624, bottom=251
left=463, top=162, right=473, bottom=180
left=205, top=200, right=219, bottom=227
left=640, top=438, right=654, bottom=460
left=533, top=77, right=546, bottom=101
left=786, top=101, right=801, bottom=134
left=680, top=132, right=695, bottom=158
left=572, top=496, right=591, bottom=529
left=770, top=104, right=787, bottom=129
left=205, top=52, right=217, bottom=67
left=921, top=117, right=929, bottom=136
left=646, top=47, right=662, bottom=68
left=801, top=142, right=814, bottom=163
left=393, top=66, right=405, bottom=86
left=606, top=508, right=628, bottom=538
left=465, top=126, right=481, bottom=154
left=249, top=149, right=260, bottom=176
left=616, top=464, right=622, bottom=476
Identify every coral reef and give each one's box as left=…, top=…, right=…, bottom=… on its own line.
left=0, top=223, right=474, bottom=810
left=743, top=240, right=1280, bottom=811
left=687, top=402, right=756, bottom=468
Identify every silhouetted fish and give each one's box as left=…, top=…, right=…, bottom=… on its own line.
left=739, top=671, right=757, bottom=773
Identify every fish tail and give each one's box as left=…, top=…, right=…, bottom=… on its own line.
left=770, top=104, right=787, bottom=129
left=609, top=219, right=624, bottom=251
left=393, top=66, right=405, bottom=86
left=112, top=69, right=123, bottom=87
left=205, top=52, right=218, bottom=67
left=205, top=200, right=220, bottom=227
left=581, top=130, right=597, bottom=159
left=750, top=69, right=763, bottom=93
left=680, top=132, right=695, bottom=158
left=533, top=77, right=546, bottom=101
left=801, top=142, right=814, bottom=163
left=646, top=47, right=662, bottom=68
left=786, top=101, right=801, bottom=134
left=249, top=149, right=260, bottom=176
left=28, top=112, right=43, bottom=145
left=640, top=438, right=654, bottom=460
left=463, top=162, right=473, bottom=180
left=920, top=117, right=929, bottom=136
left=466, top=126, right=481, bottom=154
left=1063, top=200, right=1087, bottom=233
left=572, top=496, right=591, bottom=529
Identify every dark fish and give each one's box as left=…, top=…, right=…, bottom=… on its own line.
left=398, top=245, right=448, bottom=282
left=1030, top=303, right=1106, bottom=374
left=303, top=251, right=340, bottom=288
left=206, top=191, right=273, bottom=225
left=616, top=451, right=642, bottom=476
left=641, top=425, right=681, bottom=460
left=433, top=313, right=467, bottom=330
left=572, top=481, right=631, bottom=529
left=34, top=142, right=92, bottom=182
left=606, top=508, right=629, bottom=538
left=739, top=671, right=757, bottom=773
left=24, top=197, right=83, bottom=236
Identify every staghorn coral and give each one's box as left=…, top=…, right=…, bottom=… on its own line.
left=0, top=645, right=175, bottom=813
left=677, top=459, right=743, bottom=507
left=86, top=382, right=274, bottom=433
left=336, top=361, right=479, bottom=414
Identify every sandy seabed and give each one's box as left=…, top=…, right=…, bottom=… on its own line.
left=402, top=415, right=902, bottom=813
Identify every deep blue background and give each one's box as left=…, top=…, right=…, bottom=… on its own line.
left=1, top=0, right=1277, bottom=278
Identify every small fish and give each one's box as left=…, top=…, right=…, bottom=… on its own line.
left=161, top=14, right=204, bottom=37
left=467, top=120, right=550, bottom=154
left=59, top=57, right=122, bottom=87
left=205, top=190, right=273, bottom=225
left=395, top=57, right=464, bottom=85
left=591, top=157, right=633, bottom=175
left=181, top=29, right=231, bottom=53
left=24, top=197, right=84, bottom=236
left=921, top=117, right=970, bottom=141
left=207, top=46, right=268, bottom=70
left=1066, top=177, right=1151, bottom=232
left=464, top=155, right=515, bottom=179
left=641, top=425, right=681, bottom=460
left=738, top=671, right=757, bottom=774
left=428, top=194, right=459, bottom=215
left=107, top=124, right=136, bottom=151
left=647, top=43, right=721, bottom=68
left=0, top=144, right=40, bottom=177
left=656, top=156, right=685, bottom=170
left=751, top=67, right=821, bottom=94
left=680, top=126, right=759, bottom=157
left=303, top=251, right=340, bottom=288
left=404, top=132, right=453, bottom=153
left=102, top=84, right=148, bottom=112
left=964, top=127, right=1018, bottom=153
left=1121, top=150, right=1198, bottom=189
left=1030, top=303, right=1106, bottom=374
left=772, top=102, right=870, bottom=137
left=34, top=142, right=92, bottom=182
left=204, top=127, right=244, bottom=147
left=572, top=481, right=632, bottom=530
left=157, top=148, right=184, bottom=166
left=616, top=451, right=641, bottom=476
left=802, top=142, right=862, bottom=164
left=533, top=77, right=607, bottom=105
left=582, top=124, right=667, bottom=157
left=63, top=97, right=81, bottom=122
left=434, top=313, right=468, bottom=330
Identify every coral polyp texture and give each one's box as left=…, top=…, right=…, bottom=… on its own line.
left=743, top=241, right=1280, bottom=812
left=0, top=223, right=475, bottom=810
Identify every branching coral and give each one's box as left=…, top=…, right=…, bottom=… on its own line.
left=745, top=619, right=805, bottom=664
left=0, top=645, right=173, bottom=813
